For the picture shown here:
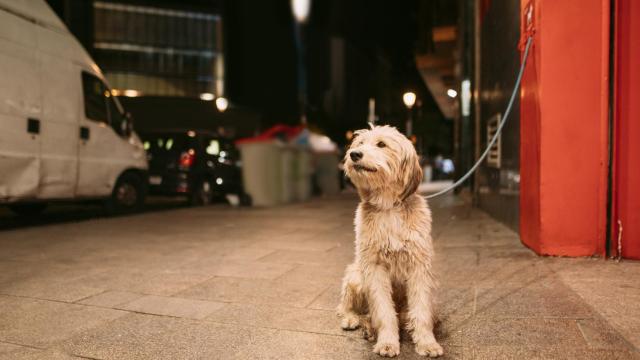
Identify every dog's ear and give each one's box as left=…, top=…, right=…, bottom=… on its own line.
left=347, top=129, right=368, bottom=149
left=352, top=129, right=368, bottom=140
left=399, top=153, right=423, bottom=200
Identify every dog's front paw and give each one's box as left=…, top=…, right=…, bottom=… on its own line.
left=415, top=341, right=443, bottom=357
left=373, top=341, right=400, bottom=357
left=340, top=313, right=360, bottom=330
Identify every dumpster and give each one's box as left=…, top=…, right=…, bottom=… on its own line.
left=236, top=141, right=283, bottom=206
left=236, top=124, right=314, bottom=206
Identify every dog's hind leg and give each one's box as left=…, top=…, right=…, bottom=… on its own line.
left=337, top=263, right=363, bottom=330
left=361, top=314, right=376, bottom=342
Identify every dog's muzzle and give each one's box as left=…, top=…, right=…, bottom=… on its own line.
left=352, top=164, right=377, bottom=172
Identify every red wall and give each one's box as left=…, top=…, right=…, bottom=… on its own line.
left=520, top=0, right=610, bottom=256
left=612, top=0, right=640, bottom=259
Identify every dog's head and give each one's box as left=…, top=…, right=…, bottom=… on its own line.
left=344, top=125, right=422, bottom=201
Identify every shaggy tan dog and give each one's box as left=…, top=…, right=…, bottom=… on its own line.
left=338, top=125, right=442, bottom=358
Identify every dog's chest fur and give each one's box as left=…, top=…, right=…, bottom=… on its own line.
left=354, top=195, right=432, bottom=272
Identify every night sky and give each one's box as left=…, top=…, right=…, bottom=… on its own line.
left=47, top=0, right=453, bottom=152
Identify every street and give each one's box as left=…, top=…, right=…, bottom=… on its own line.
left=0, top=194, right=639, bottom=359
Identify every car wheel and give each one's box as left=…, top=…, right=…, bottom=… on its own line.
left=239, top=192, right=252, bottom=207
left=106, top=172, right=145, bottom=215
left=8, top=203, right=48, bottom=216
left=190, top=179, right=213, bottom=206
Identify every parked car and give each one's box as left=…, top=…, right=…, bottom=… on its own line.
left=0, top=0, right=148, bottom=216
left=140, top=130, right=251, bottom=206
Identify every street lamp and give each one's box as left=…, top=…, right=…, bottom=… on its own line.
left=291, top=0, right=311, bottom=23
left=402, top=91, right=417, bottom=137
left=216, top=97, right=228, bottom=112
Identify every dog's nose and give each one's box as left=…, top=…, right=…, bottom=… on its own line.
left=350, top=151, right=363, bottom=162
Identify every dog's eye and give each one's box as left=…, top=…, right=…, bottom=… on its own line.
left=377, top=141, right=386, bottom=148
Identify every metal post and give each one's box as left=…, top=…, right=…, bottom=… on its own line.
left=406, top=108, right=413, bottom=137
left=293, top=21, right=307, bottom=124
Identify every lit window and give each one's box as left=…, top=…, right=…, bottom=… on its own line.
left=165, top=138, right=173, bottom=150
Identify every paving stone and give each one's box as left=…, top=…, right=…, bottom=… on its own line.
left=306, top=284, right=340, bottom=311
left=77, top=290, right=143, bottom=308
left=206, top=302, right=349, bottom=336
left=458, top=318, right=587, bottom=347
left=0, top=343, right=80, bottom=360
left=117, top=295, right=225, bottom=319
left=258, top=249, right=350, bottom=266
left=62, top=312, right=369, bottom=360
left=179, top=259, right=296, bottom=280
left=0, top=281, right=104, bottom=303
left=0, top=295, right=126, bottom=348
left=178, top=276, right=330, bottom=308
left=468, top=346, right=640, bottom=360
left=218, top=246, right=277, bottom=261
left=473, top=281, right=594, bottom=319
left=77, top=269, right=212, bottom=296
left=2, top=194, right=640, bottom=358
left=276, top=263, right=347, bottom=284
left=577, top=319, right=637, bottom=351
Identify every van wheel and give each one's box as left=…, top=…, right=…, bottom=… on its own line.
left=106, top=173, right=145, bottom=215
left=190, top=180, right=213, bottom=206
left=8, top=203, right=48, bottom=216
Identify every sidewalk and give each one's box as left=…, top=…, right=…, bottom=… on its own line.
left=0, top=194, right=638, bottom=359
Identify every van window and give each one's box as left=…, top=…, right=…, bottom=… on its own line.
left=82, top=72, right=108, bottom=123
left=82, top=72, right=128, bottom=137
left=107, top=95, right=126, bottom=136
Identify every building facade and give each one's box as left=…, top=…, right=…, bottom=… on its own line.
left=47, top=0, right=224, bottom=99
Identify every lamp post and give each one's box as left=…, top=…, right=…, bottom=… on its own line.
left=402, top=91, right=417, bottom=137
left=291, top=0, right=311, bottom=124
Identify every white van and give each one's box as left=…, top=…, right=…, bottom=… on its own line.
left=0, top=0, right=148, bottom=215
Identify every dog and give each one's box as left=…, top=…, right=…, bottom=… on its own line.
left=338, top=125, right=443, bottom=358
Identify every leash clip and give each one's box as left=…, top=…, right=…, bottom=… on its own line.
left=519, top=1, right=536, bottom=51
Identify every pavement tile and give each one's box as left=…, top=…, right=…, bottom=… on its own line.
left=257, top=238, right=340, bottom=252
left=0, top=343, right=80, bottom=360
left=577, top=319, right=637, bottom=351
left=440, top=257, right=554, bottom=288
left=457, top=317, right=587, bottom=347
left=0, top=280, right=104, bottom=303
left=178, top=276, right=330, bottom=308
left=62, top=312, right=368, bottom=360
left=306, top=283, right=340, bottom=311
left=179, top=259, right=296, bottom=280
left=258, top=249, right=350, bottom=266
left=218, top=246, right=277, bottom=261
left=77, top=290, right=143, bottom=308
left=2, top=195, right=640, bottom=359
left=117, top=295, right=225, bottom=320
left=206, top=302, right=351, bottom=337
left=77, top=269, right=212, bottom=296
left=473, top=281, right=594, bottom=319
left=438, top=287, right=475, bottom=319
left=468, top=346, right=640, bottom=360
left=276, top=263, right=347, bottom=284
left=0, top=295, right=126, bottom=348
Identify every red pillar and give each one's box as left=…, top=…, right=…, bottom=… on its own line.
left=612, top=0, right=640, bottom=259
left=519, top=0, right=610, bottom=256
